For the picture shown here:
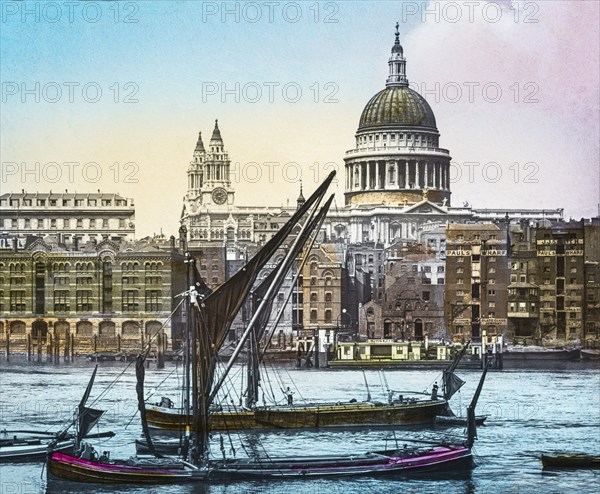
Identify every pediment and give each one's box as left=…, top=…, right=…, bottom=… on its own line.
left=403, top=200, right=448, bottom=215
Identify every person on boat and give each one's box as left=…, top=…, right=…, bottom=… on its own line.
left=159, top=397, right=174, bottom=408
left=285, top=387, right=294, bottom=405
left=388, top=390, right=394, bottom=404
left=79, top=443, right=98, bottom=461
left=431, top=382, right=439, bottom=400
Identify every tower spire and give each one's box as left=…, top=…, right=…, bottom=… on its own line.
left=211, top=119, right=223, bottom=142
left=195, top=132, right=205, bottom=152
left=296, top=181, right=305, bottom=209
left=386, top=22, right=408, bottom=87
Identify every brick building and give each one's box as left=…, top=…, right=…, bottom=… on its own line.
left=0, top=234, right=186, bottom=356
left=445, top=223, right=509, bottom=344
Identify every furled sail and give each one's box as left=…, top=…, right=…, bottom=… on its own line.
left=442, top=342, right=470, bottom=401
left=76, top=364, right=99, bottom=444
left=191, top=172, right=335, bottom=463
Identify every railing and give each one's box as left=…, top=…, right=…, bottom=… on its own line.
left=345, top=146, right=450, bottom=155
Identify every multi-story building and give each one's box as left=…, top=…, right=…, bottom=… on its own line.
left=360, top=253, right=445, bottom=341
left=0, top=233, right=186, bottom=355
left=583, top=218, right=600, bottom=346
left=445, top=223, right=509, bottom=344
left=301, top=243, right=345, bottom=336
left=0, top=191, right=136, bottom=243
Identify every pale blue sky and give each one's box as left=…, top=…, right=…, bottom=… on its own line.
left=2, top=1, right=599, bottom=236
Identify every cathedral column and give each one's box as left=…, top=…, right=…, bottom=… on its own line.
left=424, top=161, right=429, bottom=188
left=380, top=161, right=386, bottom=189
left=395, top=160, right=400, bottom=188
left=405, top=160, right=409, bottom=188
left=415, top=161, right=420, bottom=188
left=366, top=161, right=371, bottom=190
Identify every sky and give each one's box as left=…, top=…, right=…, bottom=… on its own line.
left=1, top=0, right=599, bottom=237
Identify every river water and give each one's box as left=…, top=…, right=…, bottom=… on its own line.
left=0, top=356, right=598, bottom=494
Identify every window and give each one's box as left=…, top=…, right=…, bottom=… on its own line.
left=437, top=266, right=445, bottom=273
left=76, top=219, right=83, bottom=228
left=423, top=266, right=431, bottom=273
left=489, top=302, right=496, bottom=308
left=37, top=199, right=46, bottom=206
left=76, top=290, right=92, bottom=312
left=488, top=289, right=496, bottom=296
left=324, top=292, right=332, bottom=302
left=90, top=219, right=96, bottom=228
left=119, top=219, right=126, bottom=228
left=457, top=278, right=464, bottom=284
left=10, top=290, right=26, bottom=312
left=324, top=310, right=332, bottom=322
left=75, top=199, right=83, bottom=206
left=24, top=219, right=30, bottom=228
left=122, top=290, right=138, bottom=312
left=456, top=290, right=465, bottom=296
left=54, top=290, right=70, bottom=312
left=310, top=292, right=318, bottom=302
left=457, top=257, right=464, bottom=263
left=489, top=267, right=496, bottom=274
left=488, top=279, right=496, bottom=285
left=457, top=268, right=464, bottom=274
left=102, top=219, right=109, bottom=228
left=310, top=309, right=317, bottom=323
left=145, top=290, right=162, bottom=312
left=37, top=219, right=44, bottom=228
left=422, top=291, right=430, bottom=301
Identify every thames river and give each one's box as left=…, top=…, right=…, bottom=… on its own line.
left=0, top=356, right=598, bottom=494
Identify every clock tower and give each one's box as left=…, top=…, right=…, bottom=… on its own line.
left=185, top=119, right=235, bottom=208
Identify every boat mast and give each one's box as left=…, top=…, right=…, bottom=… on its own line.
left=245, top=291, right=260, bottom=408
left=209, top=194, right=329, bottom=403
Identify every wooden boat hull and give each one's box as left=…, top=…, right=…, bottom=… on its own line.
left=0, top=438, right=74, bottom=462
left=146, top=400, right=448, bottom=431
left=49, top=446, right=473, bottom=483
left=541, top=454, right=600, bottom=469
left=48, top=452, right=202, bottom=483
left=210, top=446, right=473, bottom=478
left=435, top=415, right=488, bottom=426
left=503, top=348, right=580, bottom=361
left=581, top=349, right=600, bottom=361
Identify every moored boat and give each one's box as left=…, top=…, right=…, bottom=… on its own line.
left=435, top=415, right=487, bottom=426
left=0, top=432, right=74, bottom=462
left=503, top=346, right=580, bottom=361
left=541, top=453, right=600, bottom=469
left=580, top=349, right=600, bottom=360
left=145, top=398, right=447, bottom=431
left=46, top=171, right=490, bottom=485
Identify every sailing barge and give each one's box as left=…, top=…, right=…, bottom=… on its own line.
left=47, top=171, right=490, bottom=485
left=145, top=398, right=448, bottom=431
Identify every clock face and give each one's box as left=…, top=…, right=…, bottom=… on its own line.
left=211, top=187, right=228, bottom=205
